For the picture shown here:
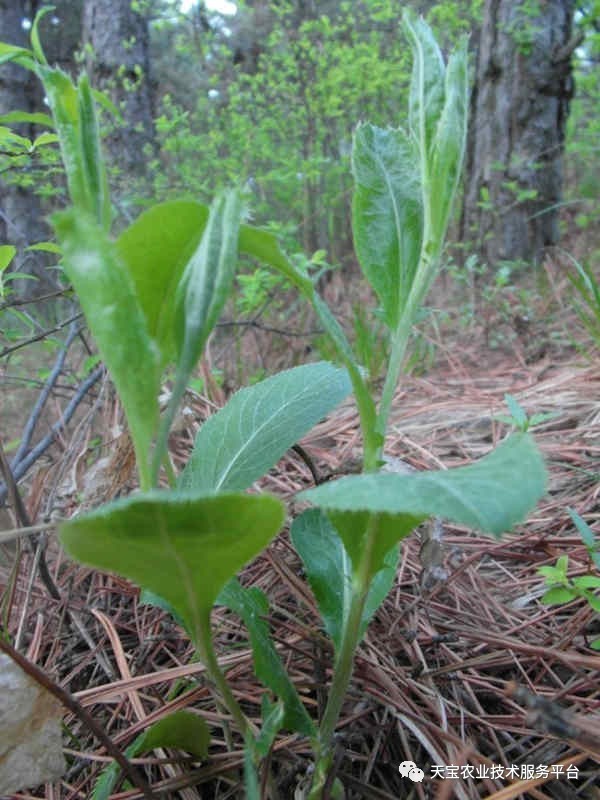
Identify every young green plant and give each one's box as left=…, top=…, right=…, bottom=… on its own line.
left=1, top=9, right=547, bottom=799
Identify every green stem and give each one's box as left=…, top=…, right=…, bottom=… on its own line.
left=309, top=515, right=380, bottom=798
left=163, top=453, right=177, bottom=489
left=197, top=617, right=252, bottom=740
left=375, top=310, right=414, bottom=447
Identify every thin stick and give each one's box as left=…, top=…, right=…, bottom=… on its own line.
left=0, top=637, right=158, bottom=800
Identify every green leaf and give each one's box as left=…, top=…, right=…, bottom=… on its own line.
left=0, top=245, right=16, bottom=273
left=31, top=131, right=59, bottom=149
left=116, top=201, right=208, bottom=366
left=541, top=587, right=576, bottom=605
left=428, top=38, right=469, bottom=239
left=328, top=509, right=420, bottom=582
left=217, top=578, right=316, bottom=737
left=60, top=492, right=285, bottom=646
left=174, top=190, right=242, bottom=375
left=362, top=543, right=399, bottom=631
left=556, top=555, right=569, bottom=574
left=568, top=507, right=597, bottom=550
left=137, top=710, right=209, bottom=757
left=0, top=111, right=54, bottom=128
left=139, top=588, right=188, bottom=631
left=30, top=6, right=54, bottom=65
left=0, top=126, right=31, bottom=152
left=77, top=74, right=110, bottom=229
left=0, top=43, right=36, bottom=69
left=38, top=65, right=85, bottom=208
left=574, top=576, right=600, bottom=590
left=538, top=565, right=567, bottom=584
left=504, top=394, right=528, bottom=430
left=255, top=697, right=285, bottom=758
left=92, top=711, right=209, bottom=800
left=586, top=594, right=600, bottom=613
left=25, top=241, right=62, bottom=255
left=590, top=638, right=600, bottom=651
left=239, top=224, right=312, bottom=294
left=403, top=9, right=445, bottom=160
left=352, top=123, right=422, bottom=329
left=311, top=294, right=379, bottom=456
left=151, top=189, right=242, bottom=481
left=300, top=435, right=546, bottom=569
left=179, top=362, right=351, bottom=493
left=53, top=210, right=160, bottom=486
left=291, top=510, right=351, bottom=650
left=291, top=509, right=398, bottom=650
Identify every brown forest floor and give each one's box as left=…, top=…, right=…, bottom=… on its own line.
left=2, top=266, right=600, bottom=800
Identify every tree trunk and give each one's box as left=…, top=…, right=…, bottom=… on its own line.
left=82, top=0, right=156, bottom=195
left=460, top=0, right=578, bottom=268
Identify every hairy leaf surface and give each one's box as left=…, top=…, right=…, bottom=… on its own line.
left=179, top=362, right=351, bottom=493
left=404, top=9, right=445, bottom=159
left=352, top=123, right=423, bottom=328
left=301, top=434, right=546, bottom=555
left=54, top=211, right=160, bottom=484
left=60, top=492, right=284, bottom=645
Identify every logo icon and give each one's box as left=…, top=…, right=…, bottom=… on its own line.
left=399, top=761, right=425, bottom=782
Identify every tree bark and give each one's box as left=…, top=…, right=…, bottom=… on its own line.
left=460, top=0, right=577, bottom=267
left=82, top=0, right=156, bottom=193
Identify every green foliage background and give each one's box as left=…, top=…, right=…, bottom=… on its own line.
left=150, top=0, right=482, bottom=259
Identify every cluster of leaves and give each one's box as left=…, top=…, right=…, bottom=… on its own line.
left=1, top=9, right=547, bottom=799
left=567, top=256, right=600, bottom=349
left=539, top=510, right=600, bottom=650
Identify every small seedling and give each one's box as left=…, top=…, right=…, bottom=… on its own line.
left=539, top=510, right=600, bottom=650
left=497, top=393, right=558, bottom=432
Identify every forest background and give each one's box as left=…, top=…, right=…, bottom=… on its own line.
left=1, top=0, right=599, bottom=382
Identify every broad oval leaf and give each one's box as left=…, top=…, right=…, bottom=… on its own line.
left=300, top=434, right=546, bottom=538
left=352, top=123, right=423, bottom=329
left=179, top=361, right=352, bottom=493
left=53, top=210, right=160, bottom=486
left=116, top=201, right=208, bottom=366
left=291, top=509, right=398, bottom=651
left=59, top=491, right=284, bottom=646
